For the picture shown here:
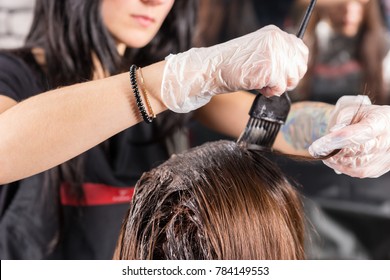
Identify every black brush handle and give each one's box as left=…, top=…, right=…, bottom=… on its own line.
left=270, top=0, right=317, bottom=111
left=249, top=93, right=291, bottom=123
left=264, top=0, right=317, bottom=121
left=297, top=0, right=317, bottom=39
left=278, top=0, right=317, bottom=104
left=238, top=0, right=317, bottom=149
left=247, top=0, right=317, bottom=147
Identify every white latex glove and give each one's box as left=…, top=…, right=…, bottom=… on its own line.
left=309, top=95, right=390, bottom=178
left=161, top=25, right=308, bottom=113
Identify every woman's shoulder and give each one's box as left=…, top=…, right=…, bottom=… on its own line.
left=0, top=49, right=46, bottom=100
left=0, top=49, right=44, bottom=76
left=0, top=50, right=30, bottom=68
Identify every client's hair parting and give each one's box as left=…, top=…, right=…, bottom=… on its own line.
left=114, top=140, right=305, bottom=260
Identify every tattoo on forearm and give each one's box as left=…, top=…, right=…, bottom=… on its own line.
left=281, top=103, right=332, bottom=150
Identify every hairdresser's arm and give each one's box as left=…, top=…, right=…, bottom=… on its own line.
left=198, top=92, right=390, bottom=179
left=194, top=92, right=333, bottom=157
left=194, top=91, right=252, bottom=138
left=274, top=101, right=334, bottom=156
left=0, top=62, right=167, bottom=184
left=0, top=25, right=307, bottom=184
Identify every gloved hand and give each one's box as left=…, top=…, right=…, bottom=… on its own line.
left=161, top=25, right=309, bottom=113
left=309, top=95, right=390, bottom=178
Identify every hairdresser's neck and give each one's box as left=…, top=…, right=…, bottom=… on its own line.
left=93, top=43, right=127, bottom=79
left=31, top=48, right=45, bottom=68
left=117, top=43, right=126, bottom=56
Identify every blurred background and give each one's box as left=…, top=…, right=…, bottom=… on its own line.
left=1, top=0, right=389, bottom=259
left=0, top=0, right=34, bottom=48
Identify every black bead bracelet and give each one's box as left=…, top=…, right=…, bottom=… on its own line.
left=129, top=64, right=155, bottom=124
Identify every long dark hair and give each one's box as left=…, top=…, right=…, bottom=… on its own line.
left=114, top=140, right=305, bottom=260
left=23, top=0, right=198, bottom=200
left=194, top=0, right=260, bottom=47
left=26, top=0, right=198, bottom=86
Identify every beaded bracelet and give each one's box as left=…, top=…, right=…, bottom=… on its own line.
left=129, top=64, right=155, bottom=124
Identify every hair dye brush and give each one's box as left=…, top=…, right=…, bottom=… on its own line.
left=237, top=0, right=317, bottom=150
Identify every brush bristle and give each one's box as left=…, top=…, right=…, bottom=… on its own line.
left=237, top=0, right=316, bottom=150
left=237, top=118, right=281, bottom=149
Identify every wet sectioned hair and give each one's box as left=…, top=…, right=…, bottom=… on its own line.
left=114, top=140, right=305, bottom=260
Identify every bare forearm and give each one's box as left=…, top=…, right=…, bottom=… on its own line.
left=196, top=94, right=334, bottom=157
left=194, top=91, right=253, bottom=138
left=0, top=61, right=166, bottom=184
left=274, top=101, right=334, bottom=155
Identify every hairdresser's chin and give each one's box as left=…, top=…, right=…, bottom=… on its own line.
left=101, top=0, right=175, bottom=49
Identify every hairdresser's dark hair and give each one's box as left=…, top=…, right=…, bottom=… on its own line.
left=22, top=0, right=198, bottom=199
left=114, top=140, right=305, bottom=260
left=194, top=0, right=260, bottom=47
left=26, top=0, right=198, bottom=86
left=25, top=0, right=198, bottom=153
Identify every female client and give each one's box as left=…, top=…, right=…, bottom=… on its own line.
left=114, top=140, right=304, bottom=260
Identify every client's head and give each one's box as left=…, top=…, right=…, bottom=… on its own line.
left=114, top=140, right=304, bottom=260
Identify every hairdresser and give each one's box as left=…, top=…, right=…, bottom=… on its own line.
left=0, top=2, right=308, bottom=184
left=0, top=0, right=309, bottom=259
